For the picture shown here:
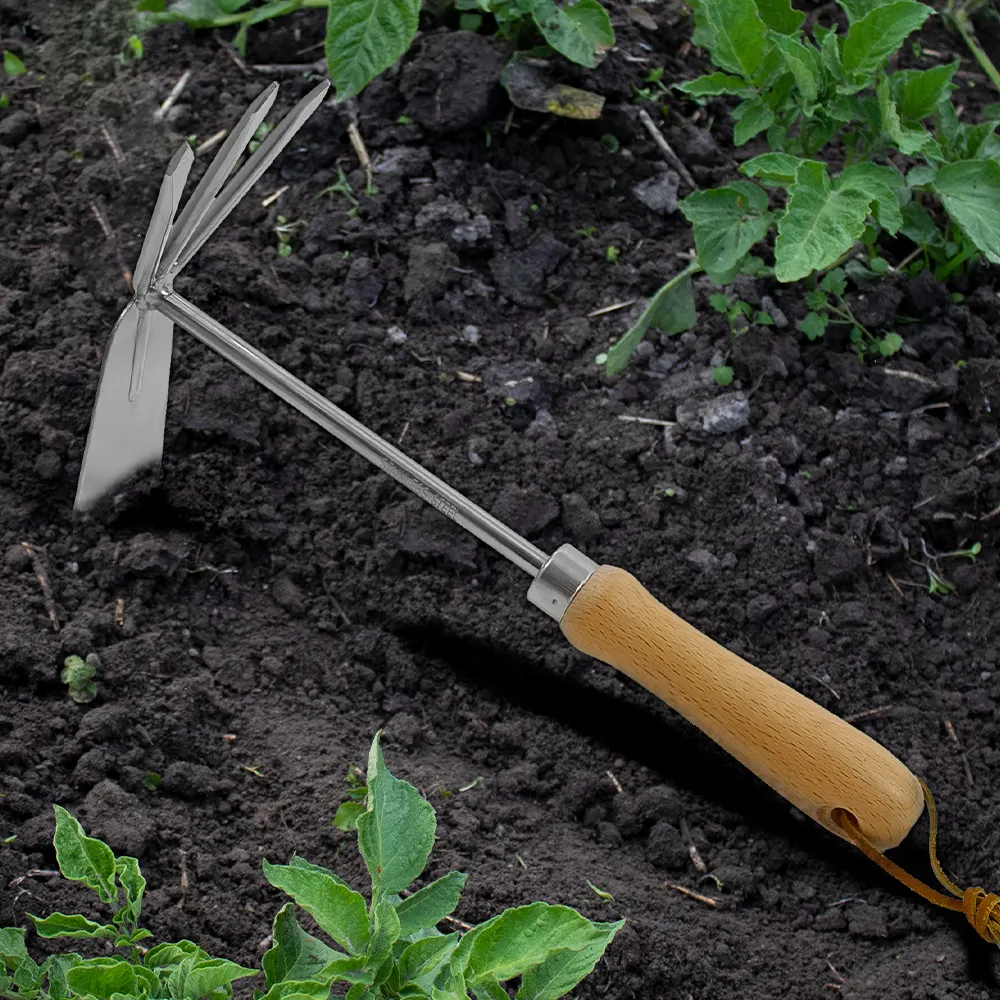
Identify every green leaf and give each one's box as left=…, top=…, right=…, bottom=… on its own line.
left=732, top=97, right=774, bottom=145
left=815, top=25, right=843, bottom=81
left=532, top=0, right=614, bottom=69
left=367, top=899, right=401, bottom=968
left=755, top=0, right=804, bottom=34
left=693, top=0, right=769, bottom=82
left=603, top=266, right=697, bottom=376
left=315, top=953, right=373, bottom=987
left=2, top=51, right=25, bottom=77
left=396, top=873, right=468, bottom=937
left=820, top=267, right=847, bottom=296
left=841, top=2, right=933, bottom=79
left=899, top=200, right=941, bottom=246
left=800, top=311, right=828, bottom=339
left=877, top=74, right=938, bottom=156
left=455, top=904, right=621, bottom=989
left=257, top=981, right=332, bottom=1000
left=712, top=366, right=735, bottom=386
left=740, top=152, right=805, bottom=186
left=0, top=928, right=30, bottom=966
left=680, top=181, right=772, bottom=283
left=356, top=732, right=436, bottom=901
left=515, top=920, right=623, bottom=1000
left=890, top=61, right=957, bottom=121
left=674, top=72, right=753, bottom=97
left=837, top=162, right=904, bottom=234
left=289, top=856, right=351, bottom=889
left=263, top=861, right=370, bottom=954
left=41, top=954, right=74, bottom=1000
left=770, top=34, right=821, bottom=106
left=263, top=903, right=340, bottom=988
left=169, top=957, right=257, bottom=1000
left=837, top=0, right=890, bottom=22
left=65, top=959, right=153, bottom=1000
left=145, top=940, right=211, bottom=971
left=396, top=935, right=459, bottom=990
left=113, top=856, right=146, bottom=929
left=774, top=160, right=874, bottom=281
left=324, top=0, right=421, bottom=100
left=709, top=292, right=731, bottom=313
left=29, top=913, right=117, bottom=940
left=52, top=806, right=118, bottom=906
left=933, top=159, right=1000, bottom=264
left=333, top=802, right=366, bottom=832
left=878, top=332, right=904, bottom=356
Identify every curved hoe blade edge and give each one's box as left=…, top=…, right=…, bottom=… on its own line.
left=159, top=82, right=280, bottom=276
left=75, top=304, right=175, bottom=511
left=169, top=80, right=331, bottom=276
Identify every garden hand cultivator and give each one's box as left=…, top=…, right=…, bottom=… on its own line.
left=77, top=85, right=998, bottom=935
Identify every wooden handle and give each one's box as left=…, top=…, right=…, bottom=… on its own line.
left=561, top=566, right=924, bottom=850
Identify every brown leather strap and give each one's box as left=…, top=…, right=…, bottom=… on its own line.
left=833, top=779, right=1000, bottom=946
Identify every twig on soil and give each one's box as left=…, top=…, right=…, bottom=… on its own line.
left=115, top=598, right=125, bottom=628
left=347, top=122, right=374, bottom=193
left=637, top=108, right=697, bottom=191
left=666, top=883, right=718, bottom=907
left=195, top=130, right=228, bottom=156
left=887, top=573, right=905, bottom=599
left=680, top=818, right=707, bottom=873
left=216, top=32, right=249, bottom=74
left=944, top=718, right=975, bottom=787
left=176, top=849, right=189, bottom=909
left=587, top=300, right=636, bottom=317
left=261, top=186, right=289, bottom=208
left=21, top=542, right=59, bottom=631
left=89, top=203, right=114, bottom=242
left=156, top=70, right=192, bottom=121
left=809, top=674, right=840, bottom=700
left=617, top=415, right=676, bottom=427
left=24, top=869, right=60, bottom=878
left=605, top=770, right=623, bottom=794
left=100, top=124, right=123, bottom=164
left=250, top=59, right=326, bottom=74
left=843, top=706, right=893, bottom=724
left=973, top=439, right=1000, bottom=464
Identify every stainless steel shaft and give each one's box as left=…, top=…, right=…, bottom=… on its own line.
left=154, top=287, right=548, bottom=577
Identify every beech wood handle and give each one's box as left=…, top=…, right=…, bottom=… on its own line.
left=561, top=566, right=924, bottom=850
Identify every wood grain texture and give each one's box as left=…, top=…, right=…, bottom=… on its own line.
left=561, top=566, right=924, bottom=850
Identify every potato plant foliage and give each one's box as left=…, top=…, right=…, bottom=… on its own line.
left=604, top=0, right=1000, bottom=374
left=1, top=735, right=621, bottom=1000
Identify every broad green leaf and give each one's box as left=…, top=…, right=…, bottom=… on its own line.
left=516, top=920, right=623, bottom=1000
left=674, top=72, right=753, bottom=98
left=740, top=152, right=805, bottom=186
left=878, top=333, right=904, bottom=356
left=113, top=856, right=146, bottom=929
left=532, top=0, right=614, bottom=69
left=169, top=957, right=256, bottom=1000
left=145, top=941, right=211, bottom=971
left=257, top=981, right=331, bottom=1000
left=66, top=958, right=154, bottom=1000
left=263, top=903, right=340, bottom=988
left=899, top=200, right=942, bottom=245
left=877, top=75, right=938, bottom=156
left=263, top=861, right=370, bottom=954
left=315, top=953, right=372, bottom=987
left=396, top=873, right=468, bottom=937
left=837, top=0, right=891, bottom=21
left=333, top=801, right=366, bottom=832
left=774, top=160, right=876, bottom=281
left=29, top=913, right=117, bottom=940
left=934, top=159, right=1000, bottom=264
left=694, top=0, right=769, bottom=83
left=890, top=62, right=958, bottom=121
left=815, top=26, right=843, bottom=81
left=367, top=899, right=401, bottom=969
left=770, top=34, right=821, bottom=106
left=820, top=267, right=847, bottom=297
left=471, top=981, right=507, bottom=1000
left=41, top=954, right=74, bottom=1000
left=325, top=0, right=420, bottom=100
left=0, top=928, right=40, bottom=989
left=755, top=0, right=804, bottom=34
left=800, top=311, right=828, bottom=339
left=52, top=806, right=118, bottom=906
left=681, top=181, right=772, bottom=283
left=2, top=51, right=26, bottom=77
left=397, top=935, right=459, bottom=990
left=841, top=2, right=932, bottom=78
left=455, top=903, right=620, bottom=986
left=685, top=0, right=714, bottom=48
left=837, top=162, right=904, bottom=233
left=604, top=267, right=697, bottom=377
left=289, top=856, right=351, bottom=889
left=732, top=97, right=774, bottom=145
left=356, top=732, right=436, bottom=900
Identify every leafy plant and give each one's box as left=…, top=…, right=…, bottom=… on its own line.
left=708, top=292, right=774, bottom=384
left=601, top=0, right=1000, bottom=375
left=139, top=0, right=613, bottom=100
left=274, top=216, right=306, bottom=257
left=332, top=763, right=368, bottom=831
left=2, top=51, right=26, bottom=77
left=61, top=654, right=99, bottom=705
left=3, top=735, right=622, bottom=1000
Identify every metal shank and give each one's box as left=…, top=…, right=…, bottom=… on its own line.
left=152, top=287, right=548, bottom=578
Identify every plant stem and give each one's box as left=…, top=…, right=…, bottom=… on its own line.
left=945, top=0, right=1000, bottom=94
left=209, top=0, right=330, bottom=28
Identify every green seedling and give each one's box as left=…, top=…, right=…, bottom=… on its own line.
left=142, top=772, right=162, bottom=791
left=141, top=0, right=613, bottom=101
left=603, top=0, right=1000, bottom=376
left=799, top=267, right=903, bottom=359
left=274, top=215, right=306, bottom=257
left=709, top=293, right=773, bottom=385
left=633, top=66, right=669, bottom=101
left=318, top=167, right=360, bottom=217
left=333, top=763, right=368, bottom=831
left=61, top=654, right=99, bottom=704
left=586, top=881, right=615, bottom=902
left=248, top=121, right=273, bottom=155
left=2, top=51, right=26, bottom=78
left=575, top=225, right=597, bottom=238
left=605, top=245, right=621, bottom=264
left=119, top=34, right=144, bottom=64
left=0, top=94, right=9, bottom=108
left=910, top=538, right=982, bottom=595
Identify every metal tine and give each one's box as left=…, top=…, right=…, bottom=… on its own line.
left=164, top=80, right=331, bottom=279
left=129, top=143, right=193, bottom=402
left=133, top=143, right=194, bottom=298
left=159, top=82, right=279, bottom=276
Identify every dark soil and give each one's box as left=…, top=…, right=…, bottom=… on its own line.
left=2, top=2, right=1000, bottom=998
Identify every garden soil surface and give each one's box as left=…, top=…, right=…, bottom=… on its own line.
left=3, top=2, right=1000, bottom=998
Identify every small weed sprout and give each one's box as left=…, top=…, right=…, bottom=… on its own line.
left=274, top=215, right=306, bottom=258
left=61, top=654, right=99, bottom=704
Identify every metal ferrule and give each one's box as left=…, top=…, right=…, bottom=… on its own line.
left=527, top=544, right=599, bottom=622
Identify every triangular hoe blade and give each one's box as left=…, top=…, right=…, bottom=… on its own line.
left=74, top=144, right=192, bottom=512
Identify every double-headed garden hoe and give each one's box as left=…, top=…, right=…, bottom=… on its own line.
left=74, top=83, right=999, bottom=945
